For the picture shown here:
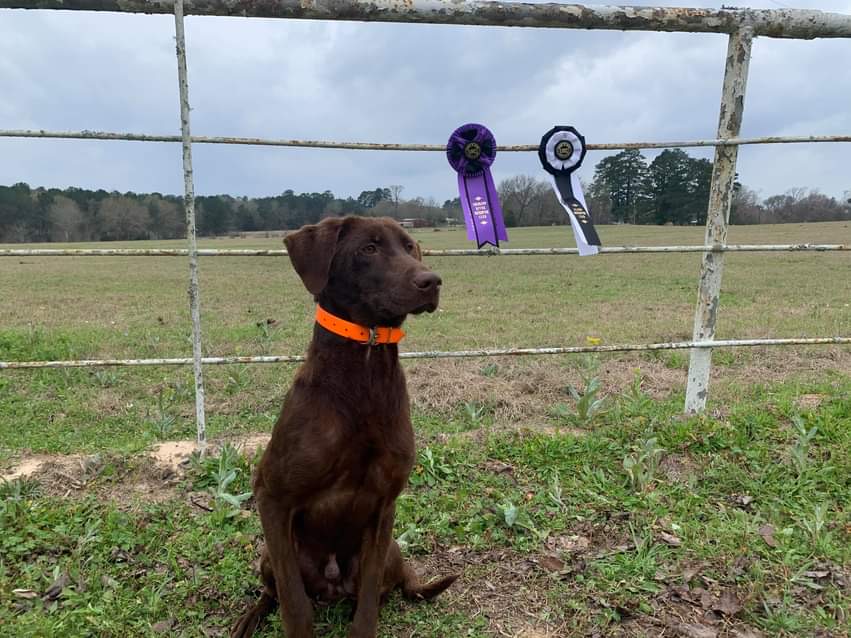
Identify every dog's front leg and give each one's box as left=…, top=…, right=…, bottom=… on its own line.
left=349, top=502, right=395, bottom=638
left=257, top=492, right=314, bottom=638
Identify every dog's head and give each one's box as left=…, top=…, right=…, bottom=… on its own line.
left=285, top=216, right=441, bottom=327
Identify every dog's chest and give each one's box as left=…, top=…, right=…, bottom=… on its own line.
left=301, top=456, right=406, bottom=543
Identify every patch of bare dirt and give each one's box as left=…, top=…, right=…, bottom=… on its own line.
left=2, top=454, right=71, bottom=482
left=1, top=432, right=271, bottom=503
left=149, top=440, right=196, bottom=473
left=660, top=453, right=702, bottom=484
left=794, top=393, right=827, bottom=410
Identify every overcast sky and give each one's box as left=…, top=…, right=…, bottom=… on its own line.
left=1, top=1, right=849, bottom=203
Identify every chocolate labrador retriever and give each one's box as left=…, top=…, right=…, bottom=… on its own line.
left=231, top=216, right=457, bottom=638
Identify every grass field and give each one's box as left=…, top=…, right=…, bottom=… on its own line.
left=1, top=222, right=850, bottom=637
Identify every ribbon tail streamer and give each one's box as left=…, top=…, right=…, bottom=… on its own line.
left=462, top=173, right=500, bottom=248
left=457, top=173, right=476, bottom=241
left=484, top=169, right=509, bottom=242
left=553, top=173, right=601, bottom=256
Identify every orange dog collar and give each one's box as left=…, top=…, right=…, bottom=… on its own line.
left=315, top=306, right=405, bottom=346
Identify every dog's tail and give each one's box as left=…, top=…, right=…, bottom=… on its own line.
left=230, top=590, right=277, bottom=638
left=401, top=563, right=459, bottom=601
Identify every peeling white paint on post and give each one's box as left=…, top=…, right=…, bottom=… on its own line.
left=685, top=27, right=754, bottom=415
left=174, top=0, right=207, bottom=454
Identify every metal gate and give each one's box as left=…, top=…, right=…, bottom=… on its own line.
left=1, top=1, right=849, bottom=451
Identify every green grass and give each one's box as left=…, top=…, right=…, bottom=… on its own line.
left=1, top=222, right=849, bottom=635
left=1, top=378, right=849, bottom=636
left=2, top=222, right=849, bottom=357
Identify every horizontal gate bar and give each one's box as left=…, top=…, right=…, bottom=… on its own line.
left=3, top=1, right=851, bottom=39
left=1, top=129, right=850, bottom=151
left=1, top=337, right=848, bottom=369
left=1, top=245, right=848, bottom=258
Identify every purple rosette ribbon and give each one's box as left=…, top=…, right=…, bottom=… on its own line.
left=446, top=123, right=508, bottom=248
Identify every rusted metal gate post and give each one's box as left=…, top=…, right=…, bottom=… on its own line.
left=685, top=27, right=754, bottom=414
left=173, top=0, right=207, bottom=452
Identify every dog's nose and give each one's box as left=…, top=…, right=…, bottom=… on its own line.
left=413, top=272, right=442, bottom=291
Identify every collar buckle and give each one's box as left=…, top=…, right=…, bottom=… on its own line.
left=365, top=327, right=379, bottom=346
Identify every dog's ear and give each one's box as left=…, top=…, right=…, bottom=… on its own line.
left=284, top=218, right=345, bottom=296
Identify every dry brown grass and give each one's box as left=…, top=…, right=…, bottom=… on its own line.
left=404, top=347, right=850, bottom=428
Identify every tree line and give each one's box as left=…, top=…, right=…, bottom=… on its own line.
left=1, top=148, right=848, bottom=242
left=499, top=148, right=849, bottom=227
left=0, top=184, right=455, bottom=243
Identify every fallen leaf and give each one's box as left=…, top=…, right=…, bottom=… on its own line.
left=675, top=623, right=718, bottom=638
left=731, top=629, right=764, bottom=638
left=681, top=565, right=702, bottom=582
left=538, top=554, right=565, bottom=573
left=101, top=575, right=119, bottom=589
left=696, top=587, right=714, bottom=609
left=545, top=534, right=591, bottom=554
left=758, top=524, right=778, bottom=548
left=803, top=570, right=830, bottom=579
left=732, top=494, right=754, bottom=508
left=484, top=460, right=514, bottom=475
left=729, top=555, right=752, bottom=578
left=659, top=531, right=682, bottom=547
left=42, top=572, right=70, bottom=602
left=152, top=619, right=176, bottom=633
left=714, top=589, right=742, bottom=616
left=12, top=589, right=39, bottom=600
left=110, top=548, right=135, bottom=563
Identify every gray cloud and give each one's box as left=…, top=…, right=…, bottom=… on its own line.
left=1, top=1, right=849, bottom=202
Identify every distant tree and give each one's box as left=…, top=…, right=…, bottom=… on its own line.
left=590, top=150, right=650, bottom=223
left=0, top=183, right=34, bottom=241
left=357, top=188, right=391, bottom=210
left=763, top=191, right=800, bottom=223
left=154, top=197, right=185, bottom=238
left=197, top=196, right=234, bottom=236
left=583, top=178, right=613, bottom=224
left=442, top=197, right=462, bottom=224
left=48, top=195, right=85, bottom=242
left=499, top=175, right=539, bottom=227
left=98, top=196, right=150, bottom=240
left=729, top=185, right=763, bottom=224
left=760, top=188, right=849, bottom=224
left=388, top=185, right=404, bottom=218
left=647, top=149, right=707, bottom=225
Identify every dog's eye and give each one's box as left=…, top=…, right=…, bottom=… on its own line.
left=405, top=242, right=415, bottom=253
left=362, top=244, right=377, bottom=255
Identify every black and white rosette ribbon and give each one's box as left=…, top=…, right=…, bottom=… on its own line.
left=538, top=126, right=601, bottom=256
